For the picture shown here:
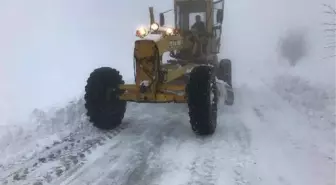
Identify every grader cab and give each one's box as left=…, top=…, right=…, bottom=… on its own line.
left=84, top=0, right=234, bottom=135
left=162, top=0, right=225, bottom=57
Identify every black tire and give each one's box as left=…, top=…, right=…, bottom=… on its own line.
left=84, top=67, right=126, bottom=130
left=186, top=65, right=218, bottom=135
left=218, top=59, right=232, bottom=87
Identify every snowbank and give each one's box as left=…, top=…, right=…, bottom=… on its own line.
left=0, top=98, right=88, bottom=167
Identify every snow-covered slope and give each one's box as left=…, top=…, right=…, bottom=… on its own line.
left=0, top=0, right=335, bottom=184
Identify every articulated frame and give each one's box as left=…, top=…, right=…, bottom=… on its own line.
left=119, top=38, right=197, bottom=103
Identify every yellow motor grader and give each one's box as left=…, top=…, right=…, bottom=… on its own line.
left=84, top=0, right=234, bottom=135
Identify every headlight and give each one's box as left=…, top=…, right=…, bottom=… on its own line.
left=136, top=27, right=148, bottom=38
left=150, top=23, right=159, bottom=31
left=166, top=28, right=173, bottom=35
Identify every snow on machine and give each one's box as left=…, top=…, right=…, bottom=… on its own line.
left=84, top=0, right=234, bottom=135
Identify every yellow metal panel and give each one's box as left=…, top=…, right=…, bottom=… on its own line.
left=155, top=35, right=194, bottom=56
left=119, top=83, right=186, bottom=102
left=134, top=40, right=157, bottom=59
left=165, top=63, right=195, bottom=83
left=119, top=84, right=137, bottom=90
left=120, top=93, right=186, bottom=103
left=158, top=84, right=185, bottom=91
left=133, top=40, right=160, bottom=100
left=120, top=84, right=185, bottom=92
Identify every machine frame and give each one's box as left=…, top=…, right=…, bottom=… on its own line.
left=119, top=0, right=226, bottom=103
left=83, top=0, right=233, bottom=135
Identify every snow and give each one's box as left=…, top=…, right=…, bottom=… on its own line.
left=238, top=84, right=334, bottom=185
left=0, top=0, right=335, bottom=184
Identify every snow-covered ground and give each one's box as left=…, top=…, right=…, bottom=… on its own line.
left=0, top=77, right=334, bottom=185
left=0, top=0, right=335, bottom=184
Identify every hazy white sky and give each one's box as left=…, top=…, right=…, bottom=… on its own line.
left=0, top=0, right=334, bottom=124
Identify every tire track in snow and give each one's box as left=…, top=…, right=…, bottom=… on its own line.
left=58, top=107, right=184, bottom=185
left=2, top=83, right=295, bottom=185
left=0, top=120, right=131, bottom=185
left=220, top=121, right=254, bottom=185
left=218, top=87, right=256, bottom=185
left=186, top=140, right=218, bottom=185
left=34, top=122, right=130, bottom=185
left=154, top=87, right=255, bottom=185
left=121, top=124, right=175, bottom=185
left=0, top=101, right=148, bottom=185
left=178, top=121, right=254, bottom=185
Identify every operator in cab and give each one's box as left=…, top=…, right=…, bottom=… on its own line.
left=191, top=15, right=206, bottom=33
left=191, top=15, right=207, bottom=55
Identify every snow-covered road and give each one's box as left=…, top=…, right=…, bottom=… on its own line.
left=1, top=76, right=334, bottom=185
left=1, top=0, right=335, bottom=184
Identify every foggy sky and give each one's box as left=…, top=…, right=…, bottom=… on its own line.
left=0, top=0, right=335, bottom=124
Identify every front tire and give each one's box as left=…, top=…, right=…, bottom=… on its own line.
left=84, top=67, right=126, bottom=130
left=186, top=65, right=218, bottom=135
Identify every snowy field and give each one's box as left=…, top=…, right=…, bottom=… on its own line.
left=0, top=0, right=335, bottom=184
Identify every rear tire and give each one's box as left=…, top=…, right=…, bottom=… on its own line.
left=218, top=59, right=234, bottom=105
left=218, top=59, right=232, bottom=87
left=84, top=67, right=126, bottom=130
left=186, top=65, right=218, bottom=135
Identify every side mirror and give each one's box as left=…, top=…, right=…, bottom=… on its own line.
left=216, top=9, right=223, bottom=23
left=159, top=13, right=165, bottom=26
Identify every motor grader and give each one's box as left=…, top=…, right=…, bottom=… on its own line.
left=84, top=0, right=234, bottom=135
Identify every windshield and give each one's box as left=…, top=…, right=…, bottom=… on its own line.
left=175, top=1, right=207, bottom=30
left=189, top=12, right=206, bottom=30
